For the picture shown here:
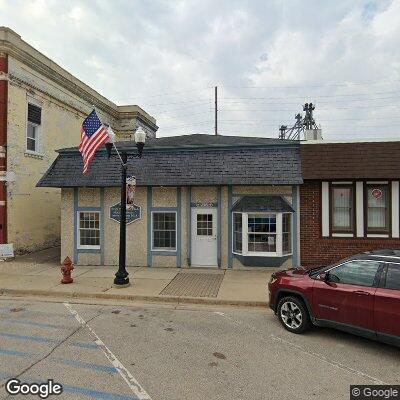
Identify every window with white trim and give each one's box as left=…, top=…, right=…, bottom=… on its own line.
left=282, top=213, right=292, bottom=254
left=152, top=212, right=177, bottom=250
left=26, top=103, right=42, bottom=154
left=248, top=214, right=276, bottom=253
left=232, top=212, right=292, bottom=257
left=366, top=185, right=389, bottom=233
left=331, top=186, right=353, bottom=232
left=78, top=212, right=100, bottom=249
left=233, top=212, right=242, bottom=253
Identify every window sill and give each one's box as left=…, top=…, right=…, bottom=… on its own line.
left=332, top=233, right=354, bottom=238
left=152, top=248, right=177, bottom=252
left=25, top=151, right=44, bottom=159
left=77, top=246, right=101, bottom=251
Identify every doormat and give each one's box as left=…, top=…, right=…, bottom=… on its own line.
left=160, top=273, right=224, bottom=298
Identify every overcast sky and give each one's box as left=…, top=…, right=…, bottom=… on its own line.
left=1, top=0, right=400, bottom=140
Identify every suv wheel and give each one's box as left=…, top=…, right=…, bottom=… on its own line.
left=277, top=296, right=310, bottom=334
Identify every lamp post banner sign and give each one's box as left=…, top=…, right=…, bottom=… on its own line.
left=126, top=175, right=136, bottom=210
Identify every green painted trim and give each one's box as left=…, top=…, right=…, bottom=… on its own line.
left=228, top=185, right=233, bottom=268
left=100, top=188, right=105, bottom=265
left=177, top=187, right=182, bottom=268
left=73, top=188, right=78, bottom=264
left=147, top=187, right=152, bottom=267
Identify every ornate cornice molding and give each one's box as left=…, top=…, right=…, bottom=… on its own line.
left=0, top=31, right=158, bottom=131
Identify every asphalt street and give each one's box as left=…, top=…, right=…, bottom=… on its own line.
left=0, top=297, right=399, bottom=400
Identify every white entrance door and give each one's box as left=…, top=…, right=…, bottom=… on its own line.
left=191, top=208, right=218, bottom=267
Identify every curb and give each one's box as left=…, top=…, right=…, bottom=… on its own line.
left=0, top=288, right=268, bottom=308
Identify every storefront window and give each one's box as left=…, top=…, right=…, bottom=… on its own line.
left=247, top=214, right=276, bottom=253
left=232, top=212, right=292, bottom=257
left=152, top=212, right=177, bottom=250
left=78, top=212, right=100, bottom=249
left=332, top=186, right=353, bottom=232
left=366, top=185, right=389, bottom=232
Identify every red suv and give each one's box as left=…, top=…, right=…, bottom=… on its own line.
left=268, top=249, right=400, bottom=347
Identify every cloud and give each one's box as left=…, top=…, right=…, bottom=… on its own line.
left=1, top=0, right=400, bottom=140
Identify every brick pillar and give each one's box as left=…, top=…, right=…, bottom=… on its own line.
left=0, top=53, right=7, bottom=243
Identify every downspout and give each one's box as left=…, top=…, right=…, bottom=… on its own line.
left=0, top=53, right=7, bottom=244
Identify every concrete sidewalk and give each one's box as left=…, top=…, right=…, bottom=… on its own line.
left=0, top=247, right=276, bottom=307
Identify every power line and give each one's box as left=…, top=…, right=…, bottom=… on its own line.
left=222, top=79, right=400, bottom=89
left=219, top=103, right=400, bottom=111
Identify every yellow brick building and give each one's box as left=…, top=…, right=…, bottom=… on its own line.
left=0, top=27, right=157, bottom=253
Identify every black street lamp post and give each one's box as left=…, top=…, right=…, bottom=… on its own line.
left=105, top=127, right=146, bottom=287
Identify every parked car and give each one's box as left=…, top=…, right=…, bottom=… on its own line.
left=268, top=249, right=400, bottom=347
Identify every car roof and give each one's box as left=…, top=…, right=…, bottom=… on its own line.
left=347, top=249, right=400, bottom=264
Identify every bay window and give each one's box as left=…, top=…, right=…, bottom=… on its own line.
left=232, top=212, right=292, bottom=257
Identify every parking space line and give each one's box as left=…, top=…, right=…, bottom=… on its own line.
left=0, top=346, right=118, bottom=375
left=0, top=332, right=56, bottom=344
left=269, top=334, right=387, bottom=385
left=0, top=317, right=69, bottom=329
left=0, top=332, right=103, bottom=352
left=214, top=311, right=387, bottom=385
left=0, top=373, right=139, bottom=400
left=61, top=384, right=140, bottom=400
left=64, top=302, right=152, bottom=400
left=50, top=357, right=118, bottom=374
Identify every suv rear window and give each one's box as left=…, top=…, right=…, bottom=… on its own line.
left=385, top=264, right=400, bottom=290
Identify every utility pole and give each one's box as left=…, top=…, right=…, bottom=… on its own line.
left=214, top=86, right=218, bottom=135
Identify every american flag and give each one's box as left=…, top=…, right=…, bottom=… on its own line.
left=79, top=110, right=109, bottom=174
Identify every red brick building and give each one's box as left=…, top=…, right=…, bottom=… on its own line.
left=300, top=140, right=400, bottom=267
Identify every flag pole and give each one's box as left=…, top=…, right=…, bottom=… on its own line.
left=94, top=105, right=125, bottom=166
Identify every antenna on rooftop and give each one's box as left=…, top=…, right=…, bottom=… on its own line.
left=278, top=103, right=322, bottom=141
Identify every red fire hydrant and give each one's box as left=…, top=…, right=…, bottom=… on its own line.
left=61, top=257, right=74, bottom=284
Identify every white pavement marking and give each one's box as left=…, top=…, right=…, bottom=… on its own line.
left=64, top=302, right=152, bottom=400
left=269, top=334, right=387, bottom=385
left=214, top=311, right=387, bottom=385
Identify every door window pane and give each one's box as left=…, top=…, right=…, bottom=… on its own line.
left=197, top=214, right=213, bottom=236
left=328, top=260, right=380, bottom=287
left=385, top=265, right=400, bottom=290
left=332, top=187, right=353, bottom=231
left=367, top=185, right=388, bottom=231
left=152, top=212, right=176, bottom=250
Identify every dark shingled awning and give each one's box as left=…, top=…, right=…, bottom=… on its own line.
left=37, top=134, right=302, bottom=188
left=232, top=195, right=294, bottom=213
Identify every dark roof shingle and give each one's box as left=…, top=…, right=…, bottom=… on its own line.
left=232, top=195, right=294, bottom=213
left=301, top=141, right=400, bottom=179
left=38, top=135, right=302, bottom=187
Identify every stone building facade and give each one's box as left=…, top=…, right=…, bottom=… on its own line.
left=0, top=27, right=157, bottom=253
left=38, top=135, right=302, bottom=269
